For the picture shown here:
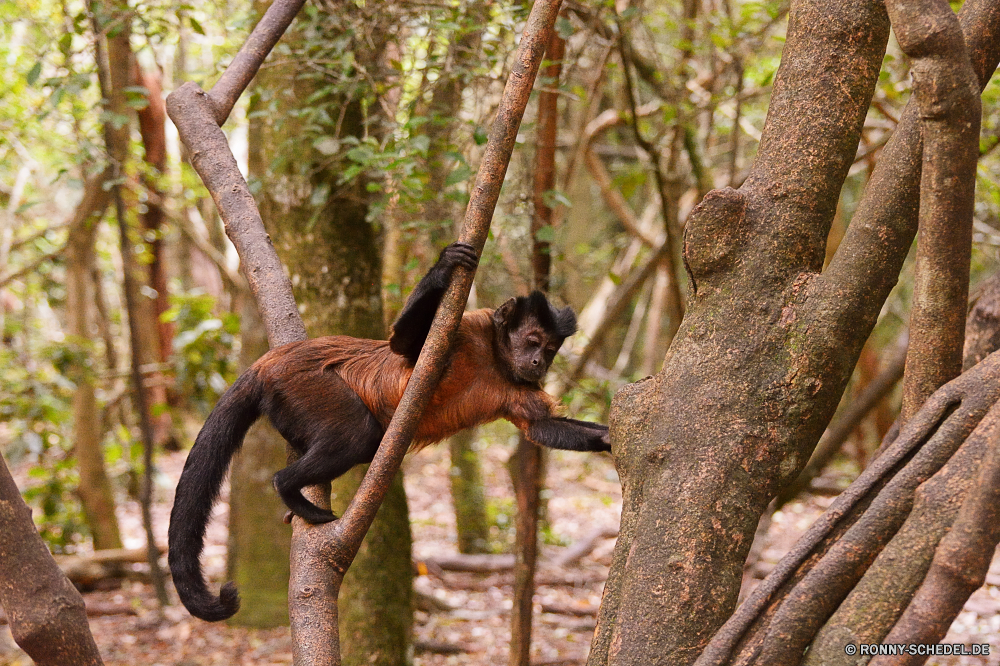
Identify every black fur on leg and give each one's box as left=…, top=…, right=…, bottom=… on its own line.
left=264, top=365, right=385, bottom=523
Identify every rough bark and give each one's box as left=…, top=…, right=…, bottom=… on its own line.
left=65, top=168, right=122, bottom=551
left=0, top=454, right=104, bottom=666
left=869, top=403, right=1000, bottom=665
left=697, top=351, right=1000, bottom=666
left=799, top=1, right=998, bottom=661
left=894, top=0, right=980, bottom=422
left=964, top=270, right=1000, bottom=371
left=805, top=286, right=1000, bottom=666
left=776, top=338, right=907, bottom=509
left=591, top=1, right=892, bottom=663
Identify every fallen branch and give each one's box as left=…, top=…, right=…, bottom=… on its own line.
left=540, top=601, right=599, bottom=617
left=420, top=553, right=516, bottom=573
left=0, top=602, right=137, bottom=626
left=441, top=571, right=608, bottom=591
left=554, top=525, right=619, bottom=567
left=413, top=638, right=471, bottom=654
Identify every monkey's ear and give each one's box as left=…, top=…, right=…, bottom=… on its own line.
left=554, top=306, right=577, bottom=338
left=493, top=298, right=518, bottom=329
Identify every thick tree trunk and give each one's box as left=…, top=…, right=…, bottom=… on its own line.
left=590, top=2, right=892, bottom=663
left=331, top=469, right=413, bottom=666
left=225, top=298, right=291, bottom=627
left=247, top=1, right=412, bottom=658
left=0, top=454, right=104, bottom=666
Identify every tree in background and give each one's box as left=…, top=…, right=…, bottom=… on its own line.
left=245, top=0, right=413, bottom=659
left=3, top=0, right=1000, bottom=663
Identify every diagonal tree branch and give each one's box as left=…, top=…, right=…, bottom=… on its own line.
left=166, top=0, right=307, bottom=349
left=695, top=350, right=1000, bottom=666
left=0, top=454, right=104, bottom=666
left=283, top=3, right=565, bottom=664
left=870, top=403, right=1000, bottom=664
left=169, top=0, right=562, bottom=662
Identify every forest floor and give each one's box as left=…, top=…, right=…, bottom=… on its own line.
left=2, top=434, right=1000, bottom=665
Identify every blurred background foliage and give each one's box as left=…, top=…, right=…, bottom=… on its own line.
left=0, top=0, right=997, bottom=565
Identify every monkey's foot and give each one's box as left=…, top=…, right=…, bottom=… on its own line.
left=283, top=508, right=339, bottom=524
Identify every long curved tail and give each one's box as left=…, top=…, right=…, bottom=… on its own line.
left=168, top=369, right=262, bottom=621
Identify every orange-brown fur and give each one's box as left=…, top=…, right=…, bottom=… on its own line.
left=252, top=309, right=555, bottom=449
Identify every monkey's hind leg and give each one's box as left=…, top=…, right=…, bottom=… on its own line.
left=268, top=369, right=384, bottom=524
left=273, top=450, right=358, bottom=524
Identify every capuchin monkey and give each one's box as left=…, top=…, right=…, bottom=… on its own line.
left=168, top=242, right=610, bottom=621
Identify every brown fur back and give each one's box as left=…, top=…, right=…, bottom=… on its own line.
left=253, top=309, right=555, bottom=449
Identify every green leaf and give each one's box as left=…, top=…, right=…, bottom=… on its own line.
left=542, top=189, right=571, bottom=209
left=444, top=164, right=473, bottom=187
left=473, top=126, right=488, bottom=146
left=556, top=17, right=574, bottom=39
left=313, top=137, right=340, bottom=155
left=535, top=225, right=555, bottom=242
left=310, top=183, right=331, bottom=207
left=188, top=16, right=205, bottom=35
left=27, top=62, right=42, bottom=86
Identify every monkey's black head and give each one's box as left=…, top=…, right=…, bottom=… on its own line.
left=492, top=291, right=577, bottom=384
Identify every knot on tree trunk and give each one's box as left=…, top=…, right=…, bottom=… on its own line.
left=683, top=187, right=748, bottom=292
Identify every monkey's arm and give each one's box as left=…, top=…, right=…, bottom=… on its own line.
left=389, top=242, right=478, bottom=364
left=527, top=417, right=611, bottom=452
left=509, top=392, right=611, bottom=453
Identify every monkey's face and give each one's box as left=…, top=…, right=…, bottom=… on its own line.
left=507, top=318, right=563, bottom=383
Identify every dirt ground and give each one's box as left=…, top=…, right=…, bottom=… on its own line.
left=2, top=437, right=999, bottom=665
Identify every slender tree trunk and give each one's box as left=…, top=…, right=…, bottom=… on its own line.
left=449, top=428, right=490, bottom=554
left=413, top=5, right=492, bottom=558
left=511, top=27, right=565, bottom=666
left=65, top=169, right=122, bottom=551
left=132, top=59, right=175, bottom=449
left=91, top=0, right=170, bottom=608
